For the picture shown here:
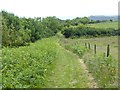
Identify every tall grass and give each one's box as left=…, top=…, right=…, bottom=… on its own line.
left=85, top=55, right=118, bottom=88
left=60, top=38, right=88, bottom=58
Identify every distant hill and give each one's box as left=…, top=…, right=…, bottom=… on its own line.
left=89, top=15, right=118, bottom=21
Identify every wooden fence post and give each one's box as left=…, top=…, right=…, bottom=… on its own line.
left=107, top=44, right=110, bottom=57
left=85, top=43, right=87, bottom=48
left=88, top=43, right=90, bottom=49
left=103, top=52, right=106, bottom=57
left=94, top=44, right=96, bottom=54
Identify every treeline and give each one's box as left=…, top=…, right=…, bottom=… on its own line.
left=2, top=11, right=61, bottom=47
left=62, top=25, right=119, bottom=38
left=1, top=11, right=92, bottom=47
left=1, top=11, right=119, bottom=47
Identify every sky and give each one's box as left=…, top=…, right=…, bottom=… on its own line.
left=0, top=0, right=119, bottom=19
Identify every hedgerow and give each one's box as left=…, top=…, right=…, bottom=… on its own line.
left=62, top=25, right=118, bottom=38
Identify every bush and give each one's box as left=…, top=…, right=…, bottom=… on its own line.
left=2, top=38, right=58, bottom=88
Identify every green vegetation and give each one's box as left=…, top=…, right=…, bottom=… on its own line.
left=60, top=36, right=118, bottom=88
left=44, top=43, right=90, bottom=88
left=1, top=11, right=118, bottom=88
left=79, top=37, right=118, bottom=87
left=60, top=39, right=88, bottom=58
left=86, top=55, right=118, bottom=87
left=62, top=25, right=118, bottom=38
left=2, top=11, right=119, bottom=47
left=2, top=37, right=97, bottom=88
left=88, top=21, right=118, bottom=29
left=2, top=11, right=61, bottom=47
left=2, top=37, right=58, bottom=88
left=2, top=11, right=92, bottom=47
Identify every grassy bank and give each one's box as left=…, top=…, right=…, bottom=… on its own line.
left=2, top=37, right=58, bottom=88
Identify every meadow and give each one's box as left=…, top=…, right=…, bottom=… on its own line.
left=88, top=21, right=118, bottom=29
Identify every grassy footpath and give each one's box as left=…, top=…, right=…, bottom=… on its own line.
left=44, top=40, right=95, bottom=88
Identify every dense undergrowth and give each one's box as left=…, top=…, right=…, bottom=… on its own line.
left=2, top=37, right=58, bottom=88
left=64, top=44, right=88, bottom=58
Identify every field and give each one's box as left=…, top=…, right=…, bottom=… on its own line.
left=62, top=36, right=118, bottom=59
left=88, top=21, right=118, bottom=29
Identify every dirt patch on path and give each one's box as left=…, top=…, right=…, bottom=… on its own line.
left=79, top=58, right=98, bottom=88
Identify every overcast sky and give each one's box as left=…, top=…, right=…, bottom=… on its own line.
left=0, top=0, right=119, bottom=19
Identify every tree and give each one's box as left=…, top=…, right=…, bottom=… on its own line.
left=42, top=16, right=60, bottom=36
left=110, top=19, right=113, bottom=22
left=80, top=17, right=89, bottom=25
